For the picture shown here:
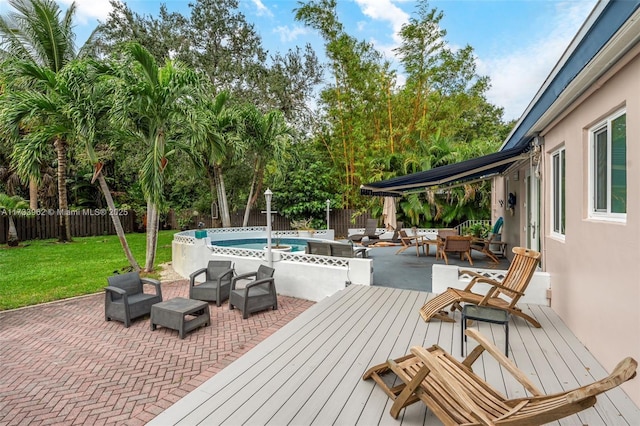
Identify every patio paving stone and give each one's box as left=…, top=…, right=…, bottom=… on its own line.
left=0, top=279, right=313, bottom=425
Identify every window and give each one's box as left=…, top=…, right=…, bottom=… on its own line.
left=551, top=147, right=565, bottom=235
left=590, top=110, right=626, bottom=220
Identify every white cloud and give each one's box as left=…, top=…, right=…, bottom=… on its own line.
left=354, top=0, right=409, bottom=45
left=249, top=0, right=273, bottom=18
left=478, top=1, right=596, bottom=120
left=0, top=0, right=112, bottom=23
left=273, top=25, right=309, bottom=43
left=57, top=0, right=113, bottom=25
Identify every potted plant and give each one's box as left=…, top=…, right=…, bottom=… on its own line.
left=467, top=223, right=491, bottom=239
left=290, top=218, right=315, bottom=238
left=266, top=232, right=291, bottom=251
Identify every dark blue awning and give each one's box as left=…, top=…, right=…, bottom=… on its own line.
left=360, top=146, right=528, bottom=197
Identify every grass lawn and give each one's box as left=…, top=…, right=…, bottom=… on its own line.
left=0, top=230, right=175, bottom=311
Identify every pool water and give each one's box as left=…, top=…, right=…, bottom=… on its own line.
left=212, top=238, right=309, bottom=252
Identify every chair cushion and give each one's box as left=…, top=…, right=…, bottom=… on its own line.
left=232, top=286, right=270, bottom=298
left=109, top=292, right=158, bottom=305
left=195, top=281, right=222, bottom=289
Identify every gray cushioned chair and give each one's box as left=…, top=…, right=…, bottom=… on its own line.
left=105, top=272, right=163, bottom=327
left=189, top=261, right=235, bottom=306
left=229, top=265, right=277, bottom=319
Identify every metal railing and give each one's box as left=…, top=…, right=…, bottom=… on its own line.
left=455, top=219, right=491, bottom=236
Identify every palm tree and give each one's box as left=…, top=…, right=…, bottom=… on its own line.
left=112, top=43, right=205, bottom=272
left=1, top=59, right=142, bottom=269
left=191, top=91, right=242, bottom=228
left=0, top=0, right=84, bottom=242
left=0, top=193, right=29, bottom=246
left=240, top=106, right=292, bottom=227
left=62, top=59, right=141, bottom=270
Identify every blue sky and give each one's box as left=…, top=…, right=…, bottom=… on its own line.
left=0, top=0, right=598, bottom=120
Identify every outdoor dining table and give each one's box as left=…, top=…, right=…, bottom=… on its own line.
left=421, top=238, right=439, bottom=257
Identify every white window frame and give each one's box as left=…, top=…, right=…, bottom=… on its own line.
left=551, top=146, right=565, bottom=238
left=588, top=109, right=626, bottom=222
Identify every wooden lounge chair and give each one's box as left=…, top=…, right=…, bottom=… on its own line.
left=470, top=233, right=501, bottom=263
left=395, top=230, right=428, bottom=256
left=363, top=328, right=637, bottom=424
left=374, top=221, right=403, bottom=245
left=438, top=235, right=473, bottom=265
left=419, top=247, right=541, bottom=327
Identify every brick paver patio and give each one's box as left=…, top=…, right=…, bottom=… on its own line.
left=0, top=279, right=314, bottom=425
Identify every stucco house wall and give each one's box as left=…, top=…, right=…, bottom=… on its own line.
left=540, top=49, right=639, bottom=404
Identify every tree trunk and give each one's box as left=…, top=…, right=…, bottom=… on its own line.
left=205, top=169, right=217, bottom=228
left=29, top=178, right=38, bottom=210
left=7, top=216, right=19, bottom=247
left=97, top=173, right=140, bottom=271
left=54, top=138, right=72, bottom=242
left=242, top=158, right=259, bottom=227
left=144, top=200, right=159, bottom=272
left=214, top=164, right=231, bottom=227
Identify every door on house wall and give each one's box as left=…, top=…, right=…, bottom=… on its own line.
left=525, top=170, right=541, bottom=251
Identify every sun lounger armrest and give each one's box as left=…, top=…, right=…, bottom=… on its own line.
left=465, top=329, right=543, bottom=396
left=566, top=357, right=637, bottom=403
left=460, top=269, right=493, bottom=280
left=461, top=274, right=526, bottom=301
left=410, top=346, right=496, bottom=425
left=459, top=270, right=503, bottom=293
left=473, top=280, right=525, bottom=306
left=482, top=280, right=525, bottom=296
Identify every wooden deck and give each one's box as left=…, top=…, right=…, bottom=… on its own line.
left=150, top=285, right=639, bottom=425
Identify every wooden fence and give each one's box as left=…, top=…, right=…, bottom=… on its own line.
left=1, top=208, right=376, bottom=244
left=0, top=209, right=137, bottom=244
left=228, top=209, right=374, bottom=238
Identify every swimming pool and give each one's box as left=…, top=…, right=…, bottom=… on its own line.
left=211, top=238, right=310, bottom=252
left=172, top=227, right=373, bottom=302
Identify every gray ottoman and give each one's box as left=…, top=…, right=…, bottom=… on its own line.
left=150, top=297, right=210, bottom=339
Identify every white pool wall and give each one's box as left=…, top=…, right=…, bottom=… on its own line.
left=172, top=227, right=373, bottom=302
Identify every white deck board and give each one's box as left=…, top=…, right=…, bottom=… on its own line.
left=150, top=285, right=640, bottom=426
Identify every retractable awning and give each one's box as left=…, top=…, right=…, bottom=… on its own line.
left=360, top=146, right=529, bottom=197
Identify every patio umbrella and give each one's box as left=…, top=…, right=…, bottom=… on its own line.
left=382, top=196, right=397, bottom=230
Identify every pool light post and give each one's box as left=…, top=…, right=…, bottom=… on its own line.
left=326, top=199, right=331, bottom=229
left=265, top=189, right=273, bottom=267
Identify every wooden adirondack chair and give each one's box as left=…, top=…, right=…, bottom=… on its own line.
left=419, top=247, right=542, bottom=327
left=438, top=235, right=474, bottom=265
left=363, top=328, right=637, bottom=424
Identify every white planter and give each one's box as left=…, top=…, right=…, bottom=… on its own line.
left=297, top=230, right=315, bottom=238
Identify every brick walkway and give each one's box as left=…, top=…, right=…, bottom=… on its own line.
left=0, top=280, right=314, bottom=425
